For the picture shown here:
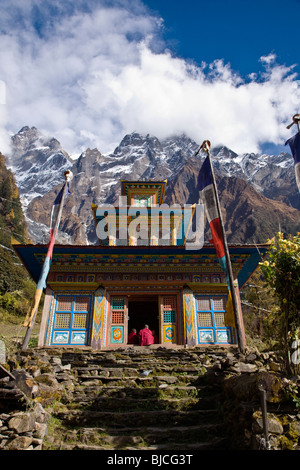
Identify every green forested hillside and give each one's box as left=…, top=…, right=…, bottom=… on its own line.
left=0, top=152, right=35, bottom=322
left=0, top=153, right=27, bottom=246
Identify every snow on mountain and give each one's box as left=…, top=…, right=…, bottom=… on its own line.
left=4, top=126, right=300, bottom=245
left=7, top=126, right=72, bottom=207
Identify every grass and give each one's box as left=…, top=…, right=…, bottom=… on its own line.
left=0, top=313, right=41, bottom=357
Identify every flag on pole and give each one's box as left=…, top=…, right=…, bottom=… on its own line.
left=285, top=132, right=300, bottom=191
left=197, top=156, right=227, bottom=276
left=197, top=155, right=235, bottom=327
left=50, top=181, right=71, bottom=243
left=23, top=179, right=71, bottom=327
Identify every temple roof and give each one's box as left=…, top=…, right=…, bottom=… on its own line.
left=120, top=180, right=168, bottom=206
left=13, top=243, right=268, bottom=289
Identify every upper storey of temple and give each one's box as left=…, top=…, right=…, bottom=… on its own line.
left=92, top=179, right=196, bottom=247
left=120, top=180, right=167, bottom=207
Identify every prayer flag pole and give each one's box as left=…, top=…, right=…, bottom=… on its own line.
left=286, top=114, right=300, bottom=192
left=286, top=113, right=300, bottom=131
left=199, top=140, right=245, bottom=353
left=21, top=170, right=72, bottom=351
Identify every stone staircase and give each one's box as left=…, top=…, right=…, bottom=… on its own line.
left=44, top=347, right=233, bottom=450
left=5, top=344, right=300, bottom=450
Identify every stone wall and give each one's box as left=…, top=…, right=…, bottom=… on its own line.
left=0, top=345, right=299, bottom=450
left=0, top=366, right=50, bottom=450
left=220, top=352, right=300, bottom=450
left=0, top=403, right=49, bottom=450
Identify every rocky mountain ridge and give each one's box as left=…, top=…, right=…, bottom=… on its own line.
left=4, top=126, right=300, bottom=245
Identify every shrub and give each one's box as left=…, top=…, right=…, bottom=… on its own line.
left=260, top=233, right=300, bottom=375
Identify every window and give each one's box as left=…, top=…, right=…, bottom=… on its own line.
left=111, top=297, right=125, bottom=324
left=163, top=310, right=176, bottom=323
left=163, top=296, right=176, bottom=311
left=51, top=294, right=92, bottom=345
left=111, top=297, right=125, bottom=309
left=196, top=295, right=233, bottom=344
left=111, top=311, right=124, bottom=324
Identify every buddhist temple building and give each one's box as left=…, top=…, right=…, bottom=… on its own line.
left=14, top=179, right=267, bottom=349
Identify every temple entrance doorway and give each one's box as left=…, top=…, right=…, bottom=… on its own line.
left=128, top=296, right=159, bottom=343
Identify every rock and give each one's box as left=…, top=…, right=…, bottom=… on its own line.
left=31, top=437, right=43, bottom=449
left=11, top=369, right=39, bottom=398
left=268, top=417, right=284, bottom=434
left=231, top=362, right=257, bottom=373
left=252, top=412, right=284, bottom=435
left=8, top=412, right=36, bottom=433
left=34, top=373, right=59, bottom=387
left=124, top=368, right=138, bottom=376
left=105, top=354, right=116, bottom=362
left=98, top=370, right=109, bottom=377
left=156, top=376, right=178, bottom=384
left=33, top=403, right=50, bottom=424
left=50, top=357, right=62, bottom=366
left=0, top=340, right=6, bottom=364
left=224, top=373, right=259, bottom=401
left=246, top=353, right=257, bottom=362
left=288, top=421, right=300, bottom=438
left=34, top=373, right=63, bottom=404
left=32, top=368, right=42, bottom=377
left=5, top=435, right=33, bottom=450
left=33, top=422, right=47, bottom=439
left=258, top=371, right=284, bottom=403
left=269, top=361, right=281, bottom=372
left=109, top=368, right=123, bottom=378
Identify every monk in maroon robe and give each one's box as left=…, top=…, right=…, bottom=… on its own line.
left=128, top=328, right=139, bottom=345
left=138, top=324, right=154, bottom=346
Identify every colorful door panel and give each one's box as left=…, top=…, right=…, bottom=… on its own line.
left=109, top=296, right=128, bottom=345
left=111, top=325, right=124, bottom=344
left=163, top=324, right=176, bottom=343
left=51, top=294, right=92, bottom=346
left=161, top=295, right=178, bottom=344
left=196, top=295, right=234, bottom=345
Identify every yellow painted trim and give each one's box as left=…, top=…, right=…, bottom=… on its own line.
left=182, top=290, right=187, bottom=343
left=182, top=287, right=195, bottom=344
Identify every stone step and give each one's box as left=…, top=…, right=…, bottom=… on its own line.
left=47, top=420, right=228, bottom=450
left=70, top=383, right=219, bottom=411
left=71, top=397, right=201, bottom=411
left=59, top=351, right=232, bottom=368
left=77, top=423, right=225, bottom=436
left=37, top=347, right=232, bottom=451
left=72, top=384, right=201, bottom=396
left=76, top=375, right=205, bottom=386
left=54, top=409, right=220, bottom=428
left=74, top=365, right=203, bottom=374
left=54, top=430, right=228, bottom=450
left=57, top=437, right=229, bottom=451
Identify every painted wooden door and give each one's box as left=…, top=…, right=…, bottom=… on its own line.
left=109, top=295, right=128, bottom=345
left=160, top=295, right=178, bottom=344
left=51, top=294, right=92, bottom=346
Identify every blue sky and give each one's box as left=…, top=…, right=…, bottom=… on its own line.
left=0, top=0, right=299, bottom=156
left=143, top=0, right=300, bottom=78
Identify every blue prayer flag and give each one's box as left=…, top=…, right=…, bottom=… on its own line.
left=285, top=132, right=300, bottom=191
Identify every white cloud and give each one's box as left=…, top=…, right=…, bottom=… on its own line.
left=0, top=0, right=299, bottom=158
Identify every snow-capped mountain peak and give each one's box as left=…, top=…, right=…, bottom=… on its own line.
left=5, top=126, right=300, bottom=245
